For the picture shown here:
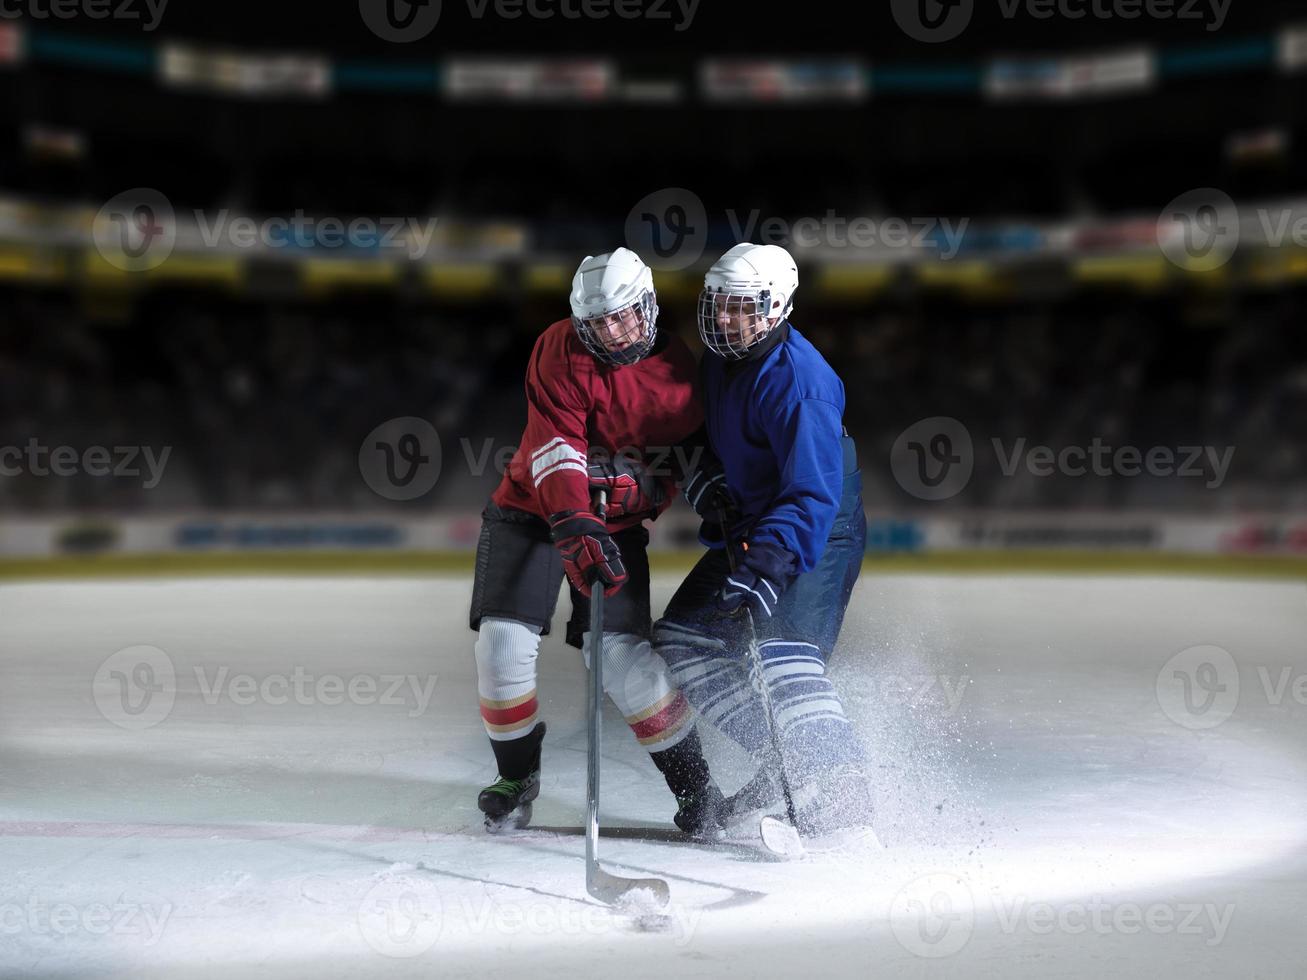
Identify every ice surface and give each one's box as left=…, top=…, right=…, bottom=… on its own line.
left=1, top=573, right=1305, bottom=978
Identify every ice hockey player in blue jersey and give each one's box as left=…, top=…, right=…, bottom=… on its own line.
left=654, top=242, right=872, bottom=839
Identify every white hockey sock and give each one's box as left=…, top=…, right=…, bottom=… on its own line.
left=474, top=618, right=541, bottom=742
left=582, top=630, right=693, bottom=752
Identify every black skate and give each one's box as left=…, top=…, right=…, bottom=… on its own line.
left=673, top=783, right=726, bottom=840
left=478, top=722, right=545, bottom=833
left=650, top=729, right=725, bottom=840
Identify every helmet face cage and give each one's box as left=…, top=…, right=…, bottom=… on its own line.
left=572, top=289, right=658, bottom=366
left=697, top=288, right=779, bottom=359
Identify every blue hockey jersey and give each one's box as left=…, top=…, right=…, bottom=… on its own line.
left=702, top=323, right=846, bottom=573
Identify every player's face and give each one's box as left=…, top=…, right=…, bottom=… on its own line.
left=586, top=305, right=645, bottom=354
left=711, top=294, right=773, bottom=349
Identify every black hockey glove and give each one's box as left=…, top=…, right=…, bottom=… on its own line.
left=718, top=541, right=797, bottom=623
left=587, top=454, right=665, bottom=521
left=683, top=454, right=738, bottom=527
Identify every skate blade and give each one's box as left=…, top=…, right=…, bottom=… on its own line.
left=802, top=824, right=883, bottom=854
left=759, top=816, right=806, bottom=859
left=483, top=802, right=533, bottom=834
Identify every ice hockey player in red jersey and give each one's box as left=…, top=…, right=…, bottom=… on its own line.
left=468, top=247, right=725, bottom=836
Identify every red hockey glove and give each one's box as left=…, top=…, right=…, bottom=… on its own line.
left=587, top=455, right=665, bottom=521
left=550, top=510, right=628, bottom=598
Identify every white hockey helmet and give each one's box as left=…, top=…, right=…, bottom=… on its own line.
left=569, top=247, right=659, bottom=366
left=697, top=243, right=798, bottom=359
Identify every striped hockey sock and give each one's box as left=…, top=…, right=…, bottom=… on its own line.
left=655, top=621, right=774, bottom=758
left=757, top=640, right=865, bottom=774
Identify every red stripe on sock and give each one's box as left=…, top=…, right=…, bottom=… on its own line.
left=481, top=696, right=538, bottom=727
left=629, top=692, right=689, bottom=740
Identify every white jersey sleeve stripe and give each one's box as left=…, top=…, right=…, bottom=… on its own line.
left=533, top=459, right=587, bottom=488
left=530, top=441, right=586, bottom=480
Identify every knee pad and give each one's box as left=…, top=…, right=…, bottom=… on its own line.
left=583, top=630, right=693, bottom=752
left=475, top=618, right=542, bottom=741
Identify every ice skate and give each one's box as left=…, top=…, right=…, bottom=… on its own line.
left=478, top=722, right=545, bottom=833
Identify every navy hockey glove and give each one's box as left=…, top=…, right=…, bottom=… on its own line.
left=587, top=455, right=664, bottom=521
left=683, top=455, right=739, bottom=526
left=550, top=510, right=628, bottom=599
left=718, top=542, right=797, bottom=623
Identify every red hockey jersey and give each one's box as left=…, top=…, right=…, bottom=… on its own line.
left=492, top=318, right=703, bottom=531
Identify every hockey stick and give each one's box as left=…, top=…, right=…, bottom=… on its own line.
left=585, top=488, right=672, bottom=907
left=720, top=511, right=806, bottom=859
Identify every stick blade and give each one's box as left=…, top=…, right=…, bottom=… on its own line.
left=759, top=816, right=806, bottom=859
left=587, top=865, right=670, bottom=908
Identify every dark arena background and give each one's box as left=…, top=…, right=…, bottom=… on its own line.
left=1, top=0, right=1306, bottom=977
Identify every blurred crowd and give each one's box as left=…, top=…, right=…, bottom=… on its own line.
left=2, top=284, right=1305, bottom=514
